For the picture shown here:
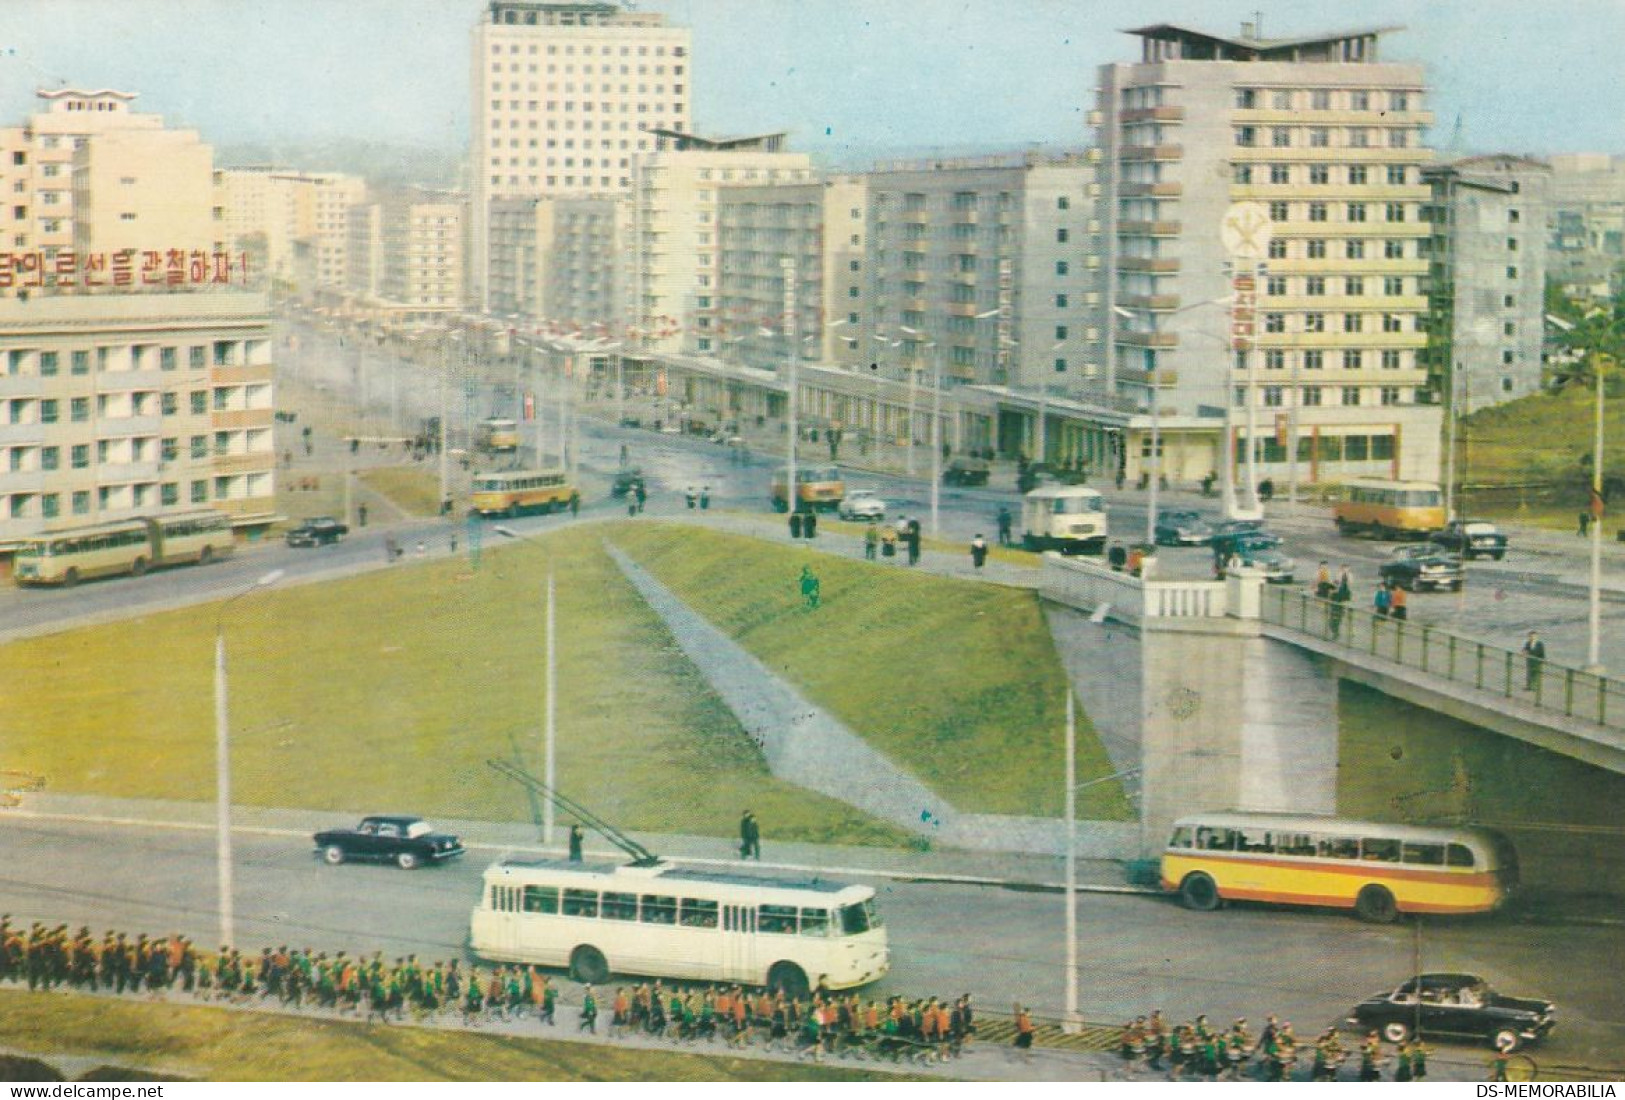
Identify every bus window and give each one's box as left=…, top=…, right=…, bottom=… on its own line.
left=602, top=892, right=638, bottom=921
left=1320, top=836, right=1359, bottom=859
left=562, top=888, right=599, bottom=918
left=1446, top=843, right=1476, bottom=868
left=679, top=898, right=718, bottom=928
left=1168, top=826, right=1193, bottom=849
left=1196, top=827, right=1236, bottom=851
left=523, top=886, right=559, bottom=914
left=639, top=895, right=677, bottom=924
left=1236, top=829, right=1275, bottom=853
left=1279, top=834, right=1317, bottom=857
left=839, top=900, right=879, bottom=935
left=1402, top=842, right=1445, bottom=866
left=799, top=908, right=830, bottom=937
left=1361, top=838, right=1401, bottom=862
left=758, top=904, right=797, bottom=934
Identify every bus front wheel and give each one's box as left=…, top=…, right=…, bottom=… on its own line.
left=1355, top=884, right=1398, bottom=924
left=1179, top=873, right=1221, bottom=912
left=767, top=961, right=809, bottom=1001
left=570, top=945, right=609, bottom=985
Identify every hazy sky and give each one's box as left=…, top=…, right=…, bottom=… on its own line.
left=2, top=0, right=1622, bottom=161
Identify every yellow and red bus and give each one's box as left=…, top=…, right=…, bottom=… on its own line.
left=1333, top=479, right=1446, bottom=540
left=471, top=469, right=579, bottom=517
left=1162, top=812, right=1517, bottom=923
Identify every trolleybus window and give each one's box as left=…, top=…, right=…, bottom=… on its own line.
left=1447, top=843, right=1476, bottom=868
left=523, top=886, right=559, bottom=914
left=1403, top=842, right=1446, bottom=866
left=1319, top=836, right=1359, bottom=859
left=799, top=908, right=830, bottom=937
left=679, top=898, right=718, bottom=928
left=562, top=888, right=599, bottom=918
left=602, top=891, right=637, bottom=921
left=759, top=904, right=797, bottom=934
left=839, top=900, right=880, bottom=935
left=640, top=895, right=677, bottom=924
left=1361, top=837, right=1402, bottom=862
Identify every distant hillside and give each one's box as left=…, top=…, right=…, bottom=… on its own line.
left=215, top=138, right=463, bottom=190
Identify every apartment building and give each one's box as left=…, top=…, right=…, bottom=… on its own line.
left=866, top=153, right=1103, bottom=395
left=1423, top=155, right=1551, bottom=412
left=0, top=291, right=277, bottom=545
left=628, top=131, right=812, bottom=356
left=469, top=0, right=692, bottom=308
left=488, top=194, right=623, bottom=326
left=1095, top=21, right=1442, bottom=485
left=716, top=175, right=869, bottom=372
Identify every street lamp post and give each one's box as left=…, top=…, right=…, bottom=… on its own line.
left=215, top=569, right=284, bottom=949
left=1588, top=353, right=1612, bottom=674
left=901, top=327, right=946, bottom=534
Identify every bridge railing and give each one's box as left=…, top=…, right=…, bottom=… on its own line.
left=1261, top=587, right=1625, bottom=732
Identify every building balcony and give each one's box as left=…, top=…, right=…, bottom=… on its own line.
left=1238, top=146, right=1435, bottom=164
left=1231, top=109, right=1434, bottom=128
left=1228, top=183, right=1436, bottom=203
left=1256, top=258, right=1430, bottom=276
left=1263, top=294, right=1430, bottom=312
left=947, top=302, right=986, bottom=318
left=1120, top=106, right=1186, bottom=123
left=0, top=470, right=45, bottom=494
left=211, top=452, right=274, bottom=475
left=1256, top=331, right=1429, bottom=350
left=1115, top=331, right=1180, bottom=349
left=903, top=210, right=929, bottom=224
left=951, top=208, right=979, bottom=225
left=1116, top=366, right=1179, bottom=388
left=1119, top=182, right=1183, bottom=198
left=1118, top=219, right=1183, bottom=237
left=1116, top=294, right=1184, bottom=311
left=1119, top=144, right=1184, bottom=162
left=211, top=408, right=273, bottom=430
left=1118, top=257, right=1181, bottom=273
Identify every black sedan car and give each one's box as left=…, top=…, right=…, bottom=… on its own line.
left=1153, top=510, right=1214, bottom=546
left=1349, top=973, right=1555, bottom=1051
left=286, top=516, right=349, bottom=547
left=1379, top=545, right=1464, bottom=592
left=611, top=468, right=644, bottom=497
left=313, top=815, right=465, bottom=870
left=1432, top=519, right=1509, bottom=561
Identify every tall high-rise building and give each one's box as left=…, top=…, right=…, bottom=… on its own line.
left=488, top=194, right=623, bottom=327
left=469, top=0, right=692, bottom=309
left=1095, top=22, right=1442, bottom=487
left=1422, top=156, right=1551, bottom=412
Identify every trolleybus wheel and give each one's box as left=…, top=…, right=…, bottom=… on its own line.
left=570, top=945, right=609, bottom=985
left=767, top=961, right=809, bottom=1001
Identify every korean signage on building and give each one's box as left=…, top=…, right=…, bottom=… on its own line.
left=0, top=249, right=251, bottom=290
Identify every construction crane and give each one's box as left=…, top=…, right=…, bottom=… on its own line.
left=486, top=758, right=662, bottom=867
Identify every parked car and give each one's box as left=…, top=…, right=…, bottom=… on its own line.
left=1380, top=545, right=1465, bottom=592
left=837, top=489, right=887, bottom=522
left=1209, top=527, right=1282, bottom=560
left=611, top=468, right=643, bottom=498
left=1153, top=510, right=1214, bottom=546
left=1349, top=973, right=1555, bottom=1051
left=1208, top=518, right=1268, bottom=542
left=1225, top=540, right=1295, bottom=584
left=285, top=517, right=348, bottom=547
left=1432, top=519, right=1509, bottom=561
left=312, top=815, right=465, bottom=870
left=943, top=457, right=991, bottom=487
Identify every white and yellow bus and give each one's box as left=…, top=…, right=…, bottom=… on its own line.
left=475, top=417, right=520, bottom=454
left=13, top=511, right=233, bottom=587
left=470, top=469, right=579, bottom=517
left=1162, top=812, right=1518, bottom=923
left=470, top=857, right=889, bottom=997
left=770, top=465, right=846, bottom=514
left=1333, top=479, right=1446, bottom=540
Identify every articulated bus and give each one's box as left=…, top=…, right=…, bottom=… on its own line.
left=13, top=511, right=234, bottom=587
left=470, top=469, right=579, bottom=517
left=1021, top=485, right=1109, bottom=555
left=1162, top=812, right=1518, bottom=923
left=470, top=857, right=889, bottom=997
left=769, top=465, right=845, bottom=513
left=1333, top=479, right=1446, bottom=540
left=475, top=417, right=520, bottom=454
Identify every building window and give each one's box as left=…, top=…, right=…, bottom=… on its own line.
left=1389, top=129, right=1409, bottom=148
left=191, top=391, right=207, bottom=415
left=191, top=481, right=208, bottom=504
left=1268, top=201, right=1289, bottom=222
left=1344, top=313, right=1363, bottom=333
left=1267, top=275, right=1288, bottom=296
left=1506, top=265, right=1519, bottom=280
left=1344, top=350, right=1364, bottom=369
left=1506, top=236, right=1519, bottom=252
left=1347, top=203, right=1367, bottom=223
left=71, top=350, right=89, bottom=375
left=73, top=491, right=90, bottom=515
left=1304, top=314, right=1325, bottom=334
left=1271, top=127, right=1291, bottom=148
left=1302, top=385, right=1322, bottom=406
left=1508, top=209, right=1521, bottom=224
left=1305, top=276, right=1325, bottom=296
left=1384, top=239, right=1405, bottom=259
left=1349, top=128, right=1370, bottom=148
left=1307, top=239, right=1326, bottom=259
left=1502, top=349, right=1515, bottom=365
left=1308, top=202, right=1328, bottom=222
left=1309, top=127, right=1329, bottom=148
left=1347, top=239, right=1365, bottom=259
left=1346, top=276, right=1364, bottom=296
left=1385, top=203, right=1406, bottom=223
left=1265, top=349, right=1286, bottom=369
left=1055, top=261, right=1068, bottom=276
left=1235, top=88, right=1257, bottom=109
left=1387, top=165, right=1407, bottom=185
left=1304, top=349, right=1324, bottom=370
left=1382, top=349, right=1402, bottom=369
left=1270, top=164, right=1291, bottom=185
left=1056, top=294, right=1068, bottom=308
left=41, top=446, right=57, bottom=471
left=1349, top=165, right=1368, bottom=185
left=1309, top=165, right=1329, bottom=185
left=1265, top=313, right=1285, bottom=333
left=71, top=444, right=89, bottom=469
left=1342, top=386, right=1361, bottom=406
left=1311, top=89, right=1331, bottom=110
left=70, top=397, right=89, bottom=422
left=39, top=351, right=57, bottom=376
left=1234, top=164, right=1253, bottom=184
left=1380, top=387, right=1402, bottom=406
left=1235, top=126, right=1257, bottom=147
left=1384, top=276, right=1405, bottom=296
left=1055, top=325, right=1068, bottom=340
left=1383, top=313, right=1403, bottom=333
left=1263, top=385, right=1284, bottom=407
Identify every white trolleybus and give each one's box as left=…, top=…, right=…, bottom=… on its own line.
left=471, top=761, right=889, bottom=999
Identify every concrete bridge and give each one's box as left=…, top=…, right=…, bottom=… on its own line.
left=1041, top=554, right=1625, bottom=857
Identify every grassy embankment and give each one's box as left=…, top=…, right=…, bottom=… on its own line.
left=0, top=989, right=903, bottom=1082
left=1458, top=386, right=1625, bottom=530
left=611, top=523, right=1130, bottom=820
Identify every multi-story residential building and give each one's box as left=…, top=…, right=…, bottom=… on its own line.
left=865, top=153, right=1103, bottom=395
left=717, top=175, right=869, bottom=372
left=469, top=0, right=692, bottom=309
left=1094, top=21, right=1442, bottom=486
left=1422, top=155, right=1551, bottom=412
left=0, top=291, right=277, bottom=547
left=343, top=191, right=466, bottom=326
left=1546, top=153, right=1625, bottom=282
left=627, top=130, right=812, bottom=355
left=488, top=194, right=623, bottom=327
left=218, top=166, right=293, bottom=287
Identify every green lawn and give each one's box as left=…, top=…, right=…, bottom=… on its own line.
left=1457, top=387, right=1624, bottom=530
left=0, top=989, right=904, bottom=1082
left=0, top=522, right=907, bottom=846
left=610, top=523, right=1131, bottom=820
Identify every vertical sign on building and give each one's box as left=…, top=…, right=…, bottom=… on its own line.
left=997, top=258, right=1014, bottom=385
left=1221, top=202, right=1273, bottom=519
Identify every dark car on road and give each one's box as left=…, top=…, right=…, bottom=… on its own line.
left=943, top=457, right=991, bottom=487
left=611, top=468, right=643, bottom=498
left=1153, top=510, right=1214, bottom=546
left=1432, top=519, right=1509, bottom=561
left=313, top=815, right=465, bottom=870
left=1379, top=545, right=1464, bottom=592
left=1349, top=973, right=1555, bottom=1051
left=286, top=517, right=349, bottom=547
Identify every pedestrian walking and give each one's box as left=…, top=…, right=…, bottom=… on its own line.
left=864, top=523, right=879, bottom=561
left=789, top=511, right=803, bottom=539
left=449, top=532, right=458, bottom=554
left=685, top=486, right=698, bottom=509
left=634, top=481, right=647, bottom=514
left=739, top=810, right=761, bottom=860
left=568, top=824, right=584, bottom=862
left=1013, top=1004, right=1035, bottom=1062
left=881, top=523, right=898, bottom=559
left=1374, top=584, right=1392, bottom=618
left=1315, top=561, right=1332, bottom=599
left=1389, top=583, right=1408, bottom=621
left=970, top=534, right=988, bottom=570
left=1579, top=510, right=1591, bottom=537
left=1329, top=567, right=1352, bottom=640
left=358, top=503, right=368, bottom=528
left=798, top=565, right=821, bottom=609
left=700, top=485, right=710, bottom=510
left=906, top=517, right=922, bottom=565
left=804, top=510, right=818, bottom=538
left=1523, top=630, right=1546, bottom=691
left=569, top=493, right=580, bottom=516
left=996, top=506, right=1013, bottom=547
left=579, top=985, right=598, bottom=1033
left=384, top=535, right=399, bottom=563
